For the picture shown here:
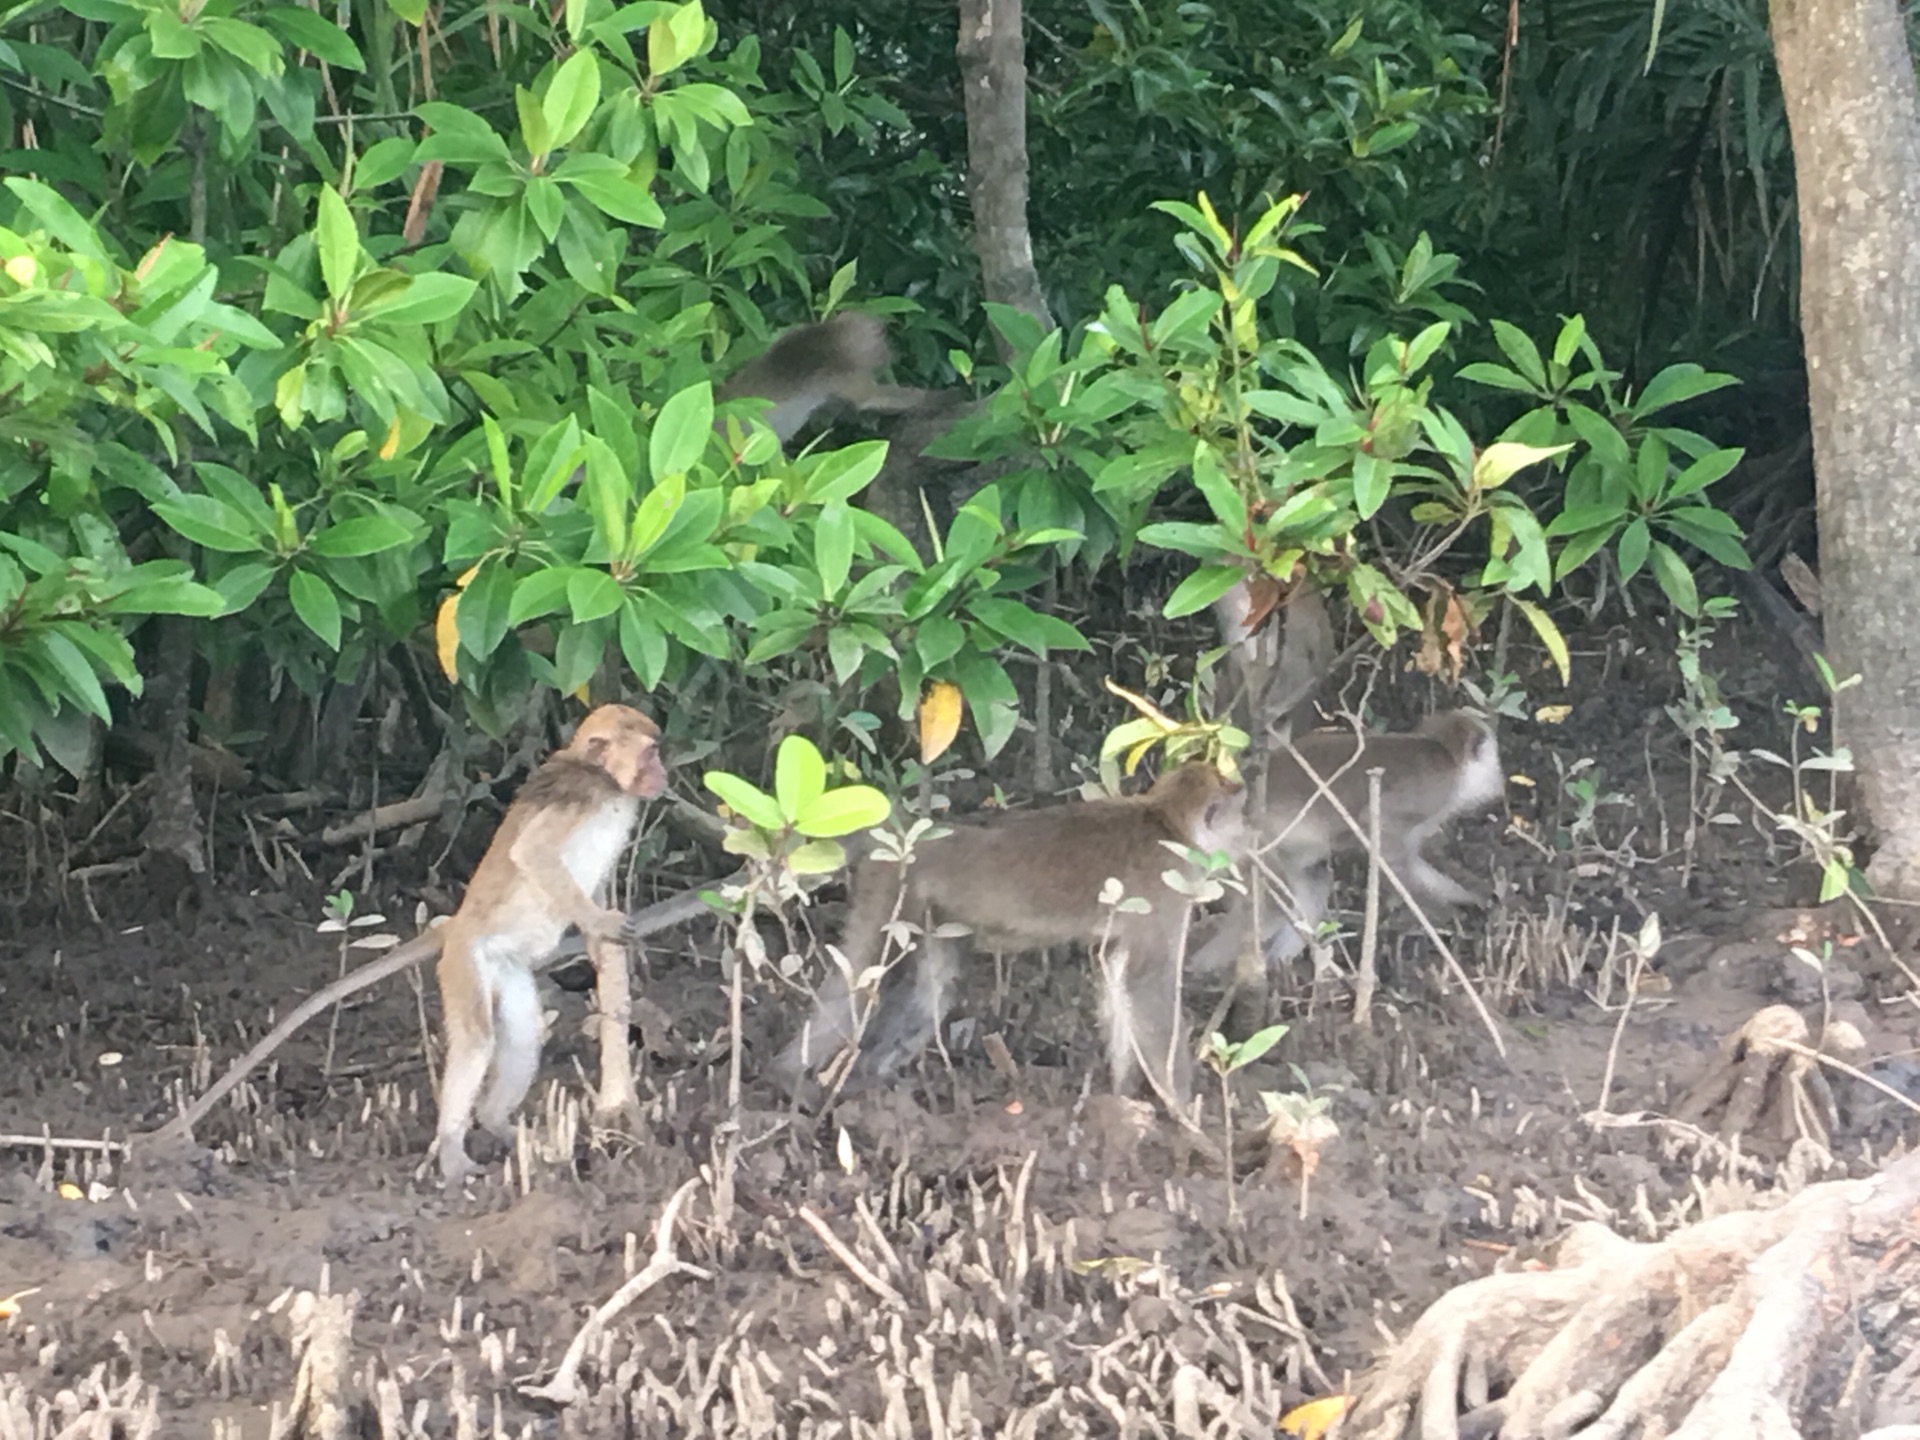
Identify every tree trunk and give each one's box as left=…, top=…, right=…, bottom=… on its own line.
left=1769, top=0, right=1920, bottom=898
left=955, top=0, right=1051, bottom=331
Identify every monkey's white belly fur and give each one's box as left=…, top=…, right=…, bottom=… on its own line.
left=478, top=795, right=638, bottom=966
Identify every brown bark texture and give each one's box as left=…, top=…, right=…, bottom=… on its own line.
left=1769, top=0, right=1920, bottom=897
left=956, top=0, right=1052, bottom=330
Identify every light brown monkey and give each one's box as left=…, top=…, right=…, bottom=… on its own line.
left=774, top=761, right=1248, bottom=1106
left=716, top=312, right=930, bottom=442
left=434, top=703, right=668, bottom=1185
left=1190, top=710, right=1504, bottom=988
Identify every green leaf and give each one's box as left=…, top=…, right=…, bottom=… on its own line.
left=315, top=187, right=358, bottom=303
left=1164, top=565, right=1244, bottom=620
left=915, top=615, right=965, bottom=669
left=567, top=567, right=623, bottom=623
left=618, top=602, right=669, bottom=689
left=148, top=11, right=200, bottom=58
left=1616, top=516, right=1651, bottom=581
left=773, top=733, right=826, bottom=820
left=1564, top=404, right=1630, bottom=471
left=211, top=562, right=277, bottom=615
left=507, top=566, right=572, bottom=625
left=153, top=495, right=265, bottom=553
left=200, top=16, right=283, bottom=73
left=1190, top=445, right=1248, bottom=535
left=456, top=560, right=514, bottom=660
left=308, top=512, right=415, bottom=558
left=1228, top=1024, right=1288, bottom=1068
left=39, top=629, right=111, bottom=720
left=649, top=0, right=708, bottom=76
left=4, top=178, right=108, bottom=262
left=260, top=6, right=363, bottom=67
left=1458, top=362, right=1540, bottom=395
left=968, top=597, right=1089, bottom=656
left=814, top=502, right=854, bottom=598
left=1489, top=320, right=1547, bottom=389
left=362, top=272, right=476, bottom=326
left=626, top=472, right=684, bottom=561
left=1648, top=540, right=1701, bottom=617
left=1633, top=363, right=1739, bottom=418
left=1351, top=452, right=1391, bottom=519
left=516, top=84, right=552, bottom=156
left=824, top=625, right=863, bottom=685
left=800, top=441, right=889, bottom=505
left=414, top=102, right=512, bottom=165
left=795, top=784, right=893, bottom=839
left=650, top=382, right=714, bottom=478
left=1632, top=433, right=1669, bottom=506
left=1666, top=447, right=1743, bottom=501
left=288, top=569, right=342, bottom=648
left=705, top=769, right=784, bottom=831
left=563, top=172, right=665, bottom=226
left=543, top=48, right=601, bottom=150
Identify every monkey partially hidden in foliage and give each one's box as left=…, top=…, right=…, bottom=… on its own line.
left=434, top=704, right=668, bottom=1185
left=773, top=761, right=1249, bottom=1107
left=716, top=312, right=930, bottom=443
left=1190, top=710, right=1505, bottom=992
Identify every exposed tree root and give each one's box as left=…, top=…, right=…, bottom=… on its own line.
left=1674, top=1004, right=1866, bottom=1150
left=1336, top=1149, right=1920, bottom=1440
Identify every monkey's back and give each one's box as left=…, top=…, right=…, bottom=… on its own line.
left=861, top=794, right=1194, bottom=947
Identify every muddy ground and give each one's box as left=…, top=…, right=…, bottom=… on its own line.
left=2, top=611, right=1918, bottom=1437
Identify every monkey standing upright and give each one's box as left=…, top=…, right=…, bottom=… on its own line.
left=774, top=761, right=1248, bottom=1107
left=434, top=704, right=668, bottom=1185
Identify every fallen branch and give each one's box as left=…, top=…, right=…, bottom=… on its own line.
left=520, top=1178, right=710, bottom=1405
left=144, top=888, right=718, bottom=1146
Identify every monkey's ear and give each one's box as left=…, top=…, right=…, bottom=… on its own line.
left=582, top=734, right=611, bottom=766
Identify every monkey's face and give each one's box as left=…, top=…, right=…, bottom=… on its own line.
left=573, top=705, right=669, bottom=798
left=1197, top=779, right=1251, bottom=858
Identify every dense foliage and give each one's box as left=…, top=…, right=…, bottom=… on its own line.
left=0, top=0, right=1775, bottom=791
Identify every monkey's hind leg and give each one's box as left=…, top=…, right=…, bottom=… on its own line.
left=435, top=1011, right=495, bottom=1186
left=473, top=962, right=543, bottom=1145
left=837, top=936, right=961, bottom=1094
left=1106, top=938, right=1196, bottom=1109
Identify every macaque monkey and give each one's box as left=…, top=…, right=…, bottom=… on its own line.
left=434, top=704, right=668, bottom=1185
left=1191, top=710, right=1504, bottom=989
left=773, top=762, right=1248, bottom=1107
left=1211, top=578, right=1333, bottom=744
left=717, top=312, right=930, bottom=443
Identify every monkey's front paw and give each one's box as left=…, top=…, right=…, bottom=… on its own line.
left=584, top=906, right=630, bottom=944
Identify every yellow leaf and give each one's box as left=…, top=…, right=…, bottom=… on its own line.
left=1102, top=676, right=1180, bottom=732
left=434, top=591, right=462, bottom=682
left=1533, top=704, right=1571, bottom=725
left=1278, top=1393, right=1352, bottom=1439
left=1508, top=595, right=1571, bottom=686
left=0, top=1287, right=41, bottom=1319
left=1508, top=772, right=1538, bottom=788
left=918, top=680, right=964, bottom=764
left=455, top=564, right=481, bottom=589
left=56, top=1182, right=83, bottom=1200
left=379, top=415, right=402, bottom=460
left=3, top=254, right=36, bottom=286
